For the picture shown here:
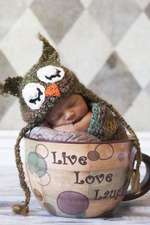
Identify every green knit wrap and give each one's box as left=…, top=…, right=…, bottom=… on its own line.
left=88, top=103, right=102, bottom=138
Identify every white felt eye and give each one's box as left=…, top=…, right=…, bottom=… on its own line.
left=37, top=65, right=64, bottom=83
left=22, top=83, right=45, bottom=110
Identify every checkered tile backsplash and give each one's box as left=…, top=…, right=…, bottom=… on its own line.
left=0, top=0, right=150, bottom=131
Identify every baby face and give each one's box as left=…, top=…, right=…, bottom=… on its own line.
left=44, top=94, right=92, bottom=131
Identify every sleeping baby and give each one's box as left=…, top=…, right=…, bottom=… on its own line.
left=0, top=34, right=141, bottom=215
left=29, top=93, right=128, bottom=142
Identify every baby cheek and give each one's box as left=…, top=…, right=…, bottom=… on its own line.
left=52, top=113, right=67, bottom=126
left=44, top=111, right=60, bottom=126
left=77, top=103, right=89, bottom=117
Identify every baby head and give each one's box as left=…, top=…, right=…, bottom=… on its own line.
left=43, top=94, right=92, bottom=132
left=44, top=94, right=88, bottom=126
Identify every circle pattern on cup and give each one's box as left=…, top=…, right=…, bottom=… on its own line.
left=57, top=191, right=89, bottom=215
left=35, top=144, right=49, bottom=158
left=96, top=144, right=114, bottom=160
left=87, top=151, right=100, bottom=161
left=38, top=173, right=51, bottom=186
left=33, top=188, right=43, bottom=201
left=87, top=144, right=114, bottom=161
left=43, top=202, right=57, bottom=215
left=27, top=152, right=47, bottom=177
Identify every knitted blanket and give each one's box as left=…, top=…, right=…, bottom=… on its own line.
left=26, top=126, right=101, bottom=143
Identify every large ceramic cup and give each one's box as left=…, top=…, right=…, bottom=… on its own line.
left=24, top=138, right=150, bottom=218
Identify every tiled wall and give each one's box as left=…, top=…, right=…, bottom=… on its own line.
left=0, top=0, right=150, bottom=131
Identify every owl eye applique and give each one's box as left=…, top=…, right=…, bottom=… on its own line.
left=37, top=65, right=64, bottom=84
left=22, top=83, right=45, bottom=110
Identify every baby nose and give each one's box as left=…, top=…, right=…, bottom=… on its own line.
left=64, top=111, right=75, bottom=122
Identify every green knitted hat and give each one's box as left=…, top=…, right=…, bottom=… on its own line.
left=0, top=34, right=142, bottom=216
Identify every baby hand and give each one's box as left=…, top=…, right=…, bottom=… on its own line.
left=74, top=111, right=92, bottom=131
left=54, top=112, right=92, bottom=132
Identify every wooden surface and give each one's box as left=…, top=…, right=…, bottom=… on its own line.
left=0, top=131, right=150, bottom=225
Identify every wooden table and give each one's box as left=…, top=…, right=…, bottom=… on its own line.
left=0, top=131, right=150, bottom=225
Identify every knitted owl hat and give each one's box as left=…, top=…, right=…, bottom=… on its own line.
left=0, top=34, right=141, bottom=215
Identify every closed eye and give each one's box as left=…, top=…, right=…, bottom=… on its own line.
left=29, top=88, right=43, bottom=104
left=37, top=65, right=65, bottom=83
left=45, top=69, right=61, bottom=81
left=22, top=83, right=45, bottom=110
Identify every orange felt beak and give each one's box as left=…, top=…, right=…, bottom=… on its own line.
left=45, top=83, right=61, bottom=97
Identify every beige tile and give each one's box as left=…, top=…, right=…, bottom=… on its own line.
left=89, top=0, right=141, bottom=45
left=136, top=0, right=150, bottom=9
left=145, top=81, right=150, bottom=95
left=117, top=13, right=150, bottom=88
left=89, top=52, right=141, bottom=114
left=0, top=96, right=16, bottom=122
left=81, top=0, right=93, bottom=8
left=0, top=100, right=26, bottom=130
left=124, top=90, right=150, bottom=131
left=59, top=11, right=112, bottom=86
left=31, top=0, right=84, bottom=43
left=0, top=9, right=52, bottom=75
left=0, top=50, right=17, bottom=120
left=0, top=50, right=17, bottom=81
left=0, top=0, right=28, bottom=40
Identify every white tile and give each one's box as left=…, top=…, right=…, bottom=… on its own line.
left=124, top=90, right=150, bottom=131
left=0, top=0, right=28, bottom=40
left=80, top=0, right=93, bottom=8
left=117, top=13, right=150, bottom=88
left=0, top=9, right=55, bottom=75
left=135, top=0, right=150, bottom=9
left=0, top=100, right=26, bottom=130
left=26, top=0, right=34, bottom=6
left=89, top=0, right=141, bottom=46
left=59, top=11, right=112, bottom=86
left=89, top=52, right=141, bottom=114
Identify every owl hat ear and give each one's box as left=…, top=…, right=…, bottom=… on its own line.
left=0, top=76, right=23, bottom=97
left=38, top=33, right=60, bottom=65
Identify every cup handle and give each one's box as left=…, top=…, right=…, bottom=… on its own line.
left=123, top=153, right=150, bottom=201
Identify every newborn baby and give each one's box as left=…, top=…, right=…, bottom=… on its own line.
left=29, top=94, right=128, bottom=142
left=43, top=94, right=91, bottom=132
left=0, top=34, right=140, bottom=215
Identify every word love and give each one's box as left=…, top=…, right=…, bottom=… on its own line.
left=51, top=151, right=87, bottom=165
left=74, top=171, right=113, bottom=185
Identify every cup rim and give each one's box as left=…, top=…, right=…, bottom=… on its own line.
left=24, top=136, right=134, bottom=145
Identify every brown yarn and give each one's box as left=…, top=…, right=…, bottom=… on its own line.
left=0, top=77, right=23, bottom=97
left=99, top=99, right=141, bottom=193
left=80, top=82, right=141, bottom=192
left=38, top=33, right=60, bottom=65
left=13, top=122, right=37, bottom=215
